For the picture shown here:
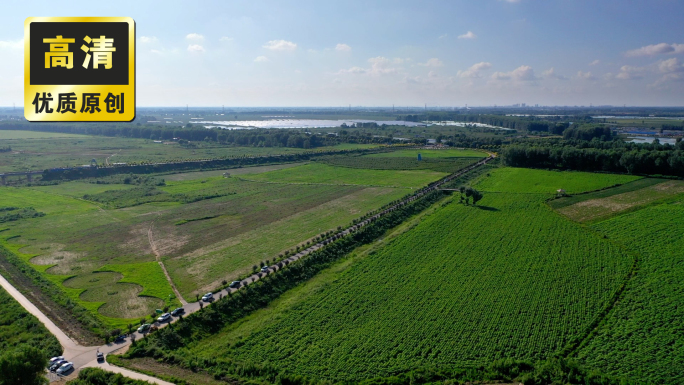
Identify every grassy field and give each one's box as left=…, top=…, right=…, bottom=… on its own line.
left=239, top=162, right=447, bottom=187
left=476, top=167, right=641, bottom=194
left=0, top=130, right=88, bottom=139
left=182, top=169, right=634, bottom=382
left=576, top=197, right=684, bottom=383
left=0, top=132, right=372, bottom=172
left=0, top=160, right=439, bottom=330
left=317, top=154, right=481, bottom=173
left=553, top=179, right=684, bottom=222
left=366, top=148, right=486, bottom=158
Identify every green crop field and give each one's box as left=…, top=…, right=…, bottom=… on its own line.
left=0, top=159, right=439, bottom=331
left=476, top=167, right=641, bottom=194
left=183, top=169, right=634, bottom=382
left=576, top=197, right=684, bottom=383
left=239, top=162, right=447, bottom=187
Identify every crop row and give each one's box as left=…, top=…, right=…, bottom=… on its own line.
left=576, top=198, right=684, bottom=384
left=192, top=192, right=633, bottom=382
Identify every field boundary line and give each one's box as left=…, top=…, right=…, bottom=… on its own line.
left=148, top=220, right=187, bottom=305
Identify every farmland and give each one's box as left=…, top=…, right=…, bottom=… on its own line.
left=551, top=178, right=684, bottom=222
left=576, top=197, right=684, bottom=383
left=475, top=167, right=641, bottom=194
left=175, top=169, right=634, bottom=382
left=317, top=149, right=484, bottom=173
left=0, top=130, right=373, bottom=172
left=238, top=162, right=447, bottom=187
left=0, top=154, right=448, bottom=331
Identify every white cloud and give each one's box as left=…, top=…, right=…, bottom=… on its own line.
left=658, top=58, right=684, bottom=73
left=625, top=42, right=684, bottom=57
left=254, top=56, right=268, bottom=62
left=428, top=71, right=438, bottom=78
left=187, top=44, right=205, bottom=53
left=368, top=56, right=399, bottom=75
left=500, top=0, right=521, bottom=3
left=335, top=43, right=351, bottom=52
left=336, top=66, right=367, bottom=75
left=140, top=36, right=158, bottom=44
left=336, top=56, right=402, bottom=76
left=576, top=71, right=596, bottom=80
left=419, top=58, right=443, bottom=67
left=492, top=65, right=535, bottom=81
left=219, top=36, right=234, bottom=42
left=542, top=67, right=567, bottom=80
left=589, top=60, right=600, bottom=66
left=457, top=62, right=492, bottom=78
left=616, top=65, right=645, bottom=80
left=263, top=40, right=297, bottom=51
left=186, top=33, right=204, bottom=41
left=458, top=31, right=477, bottom=40
left=0, top=39, right=23, bottom=50
left=438, top=34, right=448, bottom=39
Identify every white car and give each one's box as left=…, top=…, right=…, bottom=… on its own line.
left=56, top=362, right=73, bottom=374
left=157, top=313, right=171, bottom=322
left=49, top=356, right=64, bottom=364
left=201, top=292, right=214, bottom=302
left=260, top=266, right=270, bottom=273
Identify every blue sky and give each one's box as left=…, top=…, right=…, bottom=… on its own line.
left=2, top=0, right=684, bottom=107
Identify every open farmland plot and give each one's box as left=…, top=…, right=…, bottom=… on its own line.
left=476, top=167, right=641, bottom=194
left=366, top=148, right=486, bottom=158
left=576, top=198, right=684, bottom=383
left=552, top=179, right=684, bottom=222
left=239, top=162, right=447, bottom=187
left=185, top=182, right=633, bottom=382
left=317, top=153, right=482, bottom=173
left=0, top=131, right=369, bottom=173
left=0, top=162, right=427, bottom=328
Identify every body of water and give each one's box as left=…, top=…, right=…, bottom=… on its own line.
left=192, top=119, right=513, bottom=130
left=192, top=119, right=428, bottom=129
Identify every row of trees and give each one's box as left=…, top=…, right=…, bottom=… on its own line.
left=502, top=140, right=684, bottom=176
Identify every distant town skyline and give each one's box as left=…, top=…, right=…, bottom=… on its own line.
left=1, top=0, right=684, bottom=107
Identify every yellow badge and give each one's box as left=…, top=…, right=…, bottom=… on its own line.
left=24, top=17, right=135, bottom=122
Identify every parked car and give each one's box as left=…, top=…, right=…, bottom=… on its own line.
left=137, top=323, right=151, bottom=333
left=96, top=352, right=104, bottom=362
left=229, top=281, right=241, bottom=288
left=170, top=307, right=184, bottom=316
left=56, top=362, right=73, bottom=374
left=114, top=334, right=126, bottom=343
left=201, top=292, right=214, bottom=302
left=49, top=359, right=67, bottom=371
left=49, top=356, right=64, bottom=365
left=260, top=266, right=270, bottom=273
left=157, top=313, right=171, bottom=322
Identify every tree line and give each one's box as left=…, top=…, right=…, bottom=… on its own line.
left=502, top=139, right=684, bottom=176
